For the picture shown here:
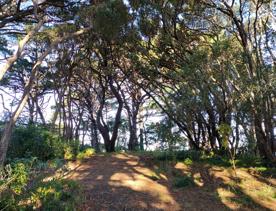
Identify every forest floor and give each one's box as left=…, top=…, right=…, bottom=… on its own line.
left=64, top=153, right=276, bottom=211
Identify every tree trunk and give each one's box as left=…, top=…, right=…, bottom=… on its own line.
left=0, top=68, right=38, bottom=165
left=0, top=19, right=44, bottom=81
left=128, top=109, right=139, bottom=151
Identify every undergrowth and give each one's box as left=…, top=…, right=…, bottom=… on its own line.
left=0, top=157, right=82, bottom=210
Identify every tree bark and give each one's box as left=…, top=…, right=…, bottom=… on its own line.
left=0, top=19, right=44, bottom=81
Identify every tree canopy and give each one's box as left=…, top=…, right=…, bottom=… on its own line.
left=0, top=0, right=275, bottom=165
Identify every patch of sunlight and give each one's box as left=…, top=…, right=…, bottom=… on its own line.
left=109, top=172, right=180, bottom=210
left=174, top=162, right=190, bottom=175
left=64, top=163, right=95, bottom=183
left=217, top=187, right=241, bottom=210
left=256, top=186, right=275, bottom=200
left=138, top=201, right=148, bottom=209
left=64, top=170, right=91, bottom=181
left=96, top=175, right=103, bottom=180
left=209, top=167, right=233, bottom=183
left=238, top=174, right=276, bottom=209
left=134, top=166, right=168, bottom=181
left=193, top=172, right=204, bottom=187
left=212, top=167, right=276, bottom=210
left=113, top=153, right=138, bottom=160
left=174, top=162, right=188, bottom=170
left=127, top=160, right=138, bottom=166
left=159, top=173, right=168, bottom=180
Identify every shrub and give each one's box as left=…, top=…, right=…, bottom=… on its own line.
left=9, top=162, right=28, bottom=194
left=64, top=145, right=75, bottom=160
left=152, top=151, right=174, bottom=161
left=0, top=158, right=34, bottom=196
left=235, top=154, right=265, bottom=167
left=183, top=158, right=193, bottom=165
left=76, top=148, right=95, bottom=160
left=0, top=158, right=82, bottom=210
left=30, top=179, right=81, bottom=210
left=0, top=159, right=31, bottom=210
left=152, top=150, right=203, bottom=162
left=64, top=140, right=81, bottom=161
left=7, top=125, right=65, bottom=161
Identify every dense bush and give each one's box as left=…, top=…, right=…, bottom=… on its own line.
left=6, top=125, right=85, bottom=162
left=7, top=125, right=65, bottom=161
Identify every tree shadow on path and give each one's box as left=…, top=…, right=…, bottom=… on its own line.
left=65, top=153, right=233, bottom=211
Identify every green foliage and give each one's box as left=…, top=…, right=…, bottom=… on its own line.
left=149, top=150, right=232, bottom=167
left=0, top=159, right=32, bottom=210
left=218, top=123, right=232, bottom=150
left=143, top=149, right=276, bottom=168
left=175, top=150, right=203, bottom=161
left=9, top=162, right=28, bottom=194
left=6, top=125, right=83, bottom=162
left=152, top=150, right=203, bottom=162
left=7, top=125, right=65, bottom=161
left=202, top=155, right=232, bottom=167
left=63, top=146, right=75, bottom=161
left=76, top=148, right=95, bottom=160
left=29, top=179, right=81, bottom=211
left=0, top=158, right=35, bottom=197
left=235, top=154, right=265, bottom=168
left=146, top=118, right=185, bottom=150
left=0, top=157, right=81, bottom=210
left=92, top=0, right=129, bottom=40
left=183, top=158, right=193, bottom=166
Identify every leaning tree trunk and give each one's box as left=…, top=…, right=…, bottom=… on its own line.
left=0, top=63, right=39, bottom=165
left=0, top=19, right=44, bottom=81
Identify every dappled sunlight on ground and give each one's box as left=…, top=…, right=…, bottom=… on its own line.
left=172, top=160, right=276, bottom=210
left=63, top=153, right=275, bottom=211
left=65, top=153, right=181, bottom=210
left=109, top=172, right=177, bottom=209
left=210, top=168, right=276, bottom=210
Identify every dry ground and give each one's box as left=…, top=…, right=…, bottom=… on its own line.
left=64, top=153, right=276, bottom=211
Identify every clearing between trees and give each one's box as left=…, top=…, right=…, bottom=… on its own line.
left=64, top=153, right=276, bottom=211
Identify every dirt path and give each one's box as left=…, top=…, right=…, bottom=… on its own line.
left=65, top=153, right=233, bottom=211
